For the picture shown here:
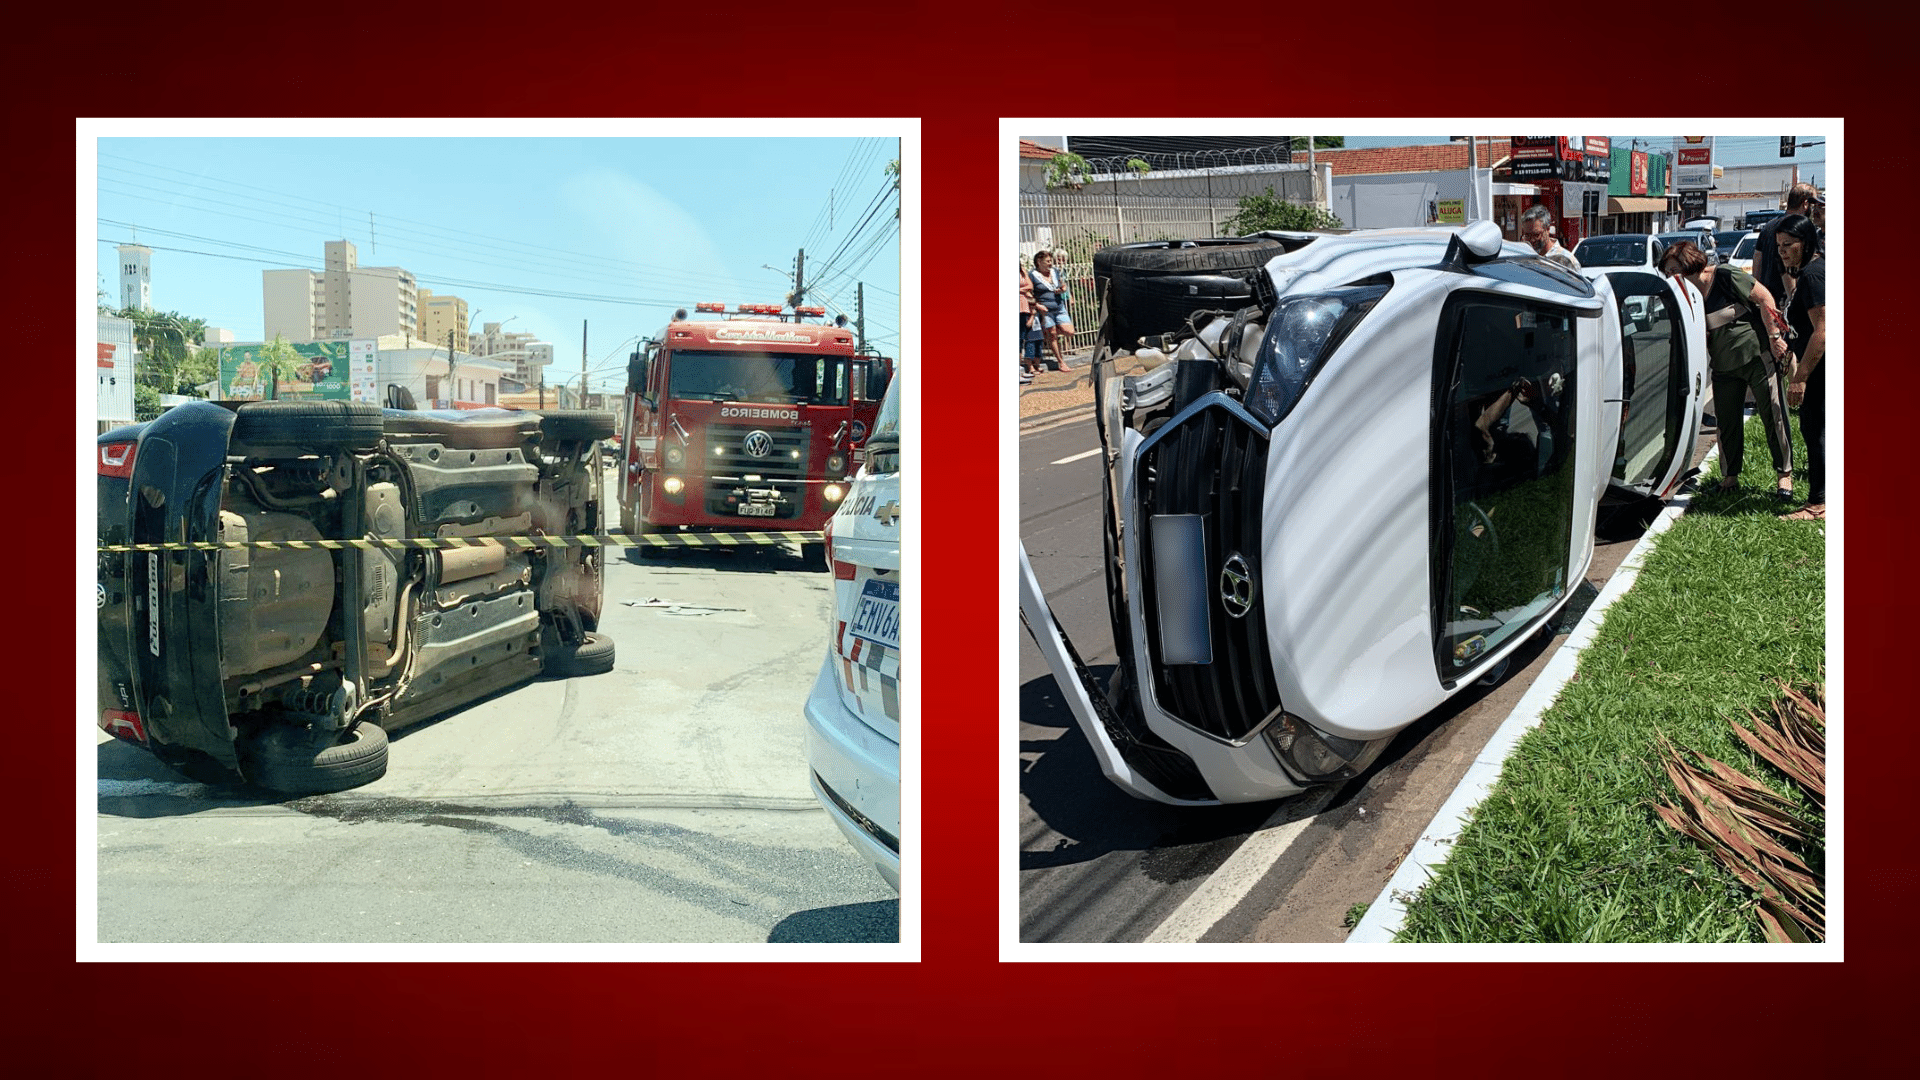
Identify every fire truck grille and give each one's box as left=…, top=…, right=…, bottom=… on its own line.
left=1136, top=404, right=1282, bottom=743
left=706, top=424, right=811, bottom=479
left=704, top=423, right=810, bottom=519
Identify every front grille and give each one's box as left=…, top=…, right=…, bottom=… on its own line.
left=706, top=423, right=810, bottom=480
left=1137, top=403, right=1282, bottom=743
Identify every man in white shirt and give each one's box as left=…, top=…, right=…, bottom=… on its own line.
left=1520, top=203, right=1582, bottom=272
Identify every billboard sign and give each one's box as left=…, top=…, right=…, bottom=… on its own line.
left=220, top=340, right=351, bottom=401
left=1583, top=137, right=1610, bottom=185
left=1630, top=151, right=1650, bottom=195
left=1674, top=137, right=1714, bottom=190
left=1508, top=136, right=1558, bottom=179
left=97, top=316, right=136, bottom=424
left=348, top=339, right=378, bottom=403
left=1437, top=198, right=1464, bottom=224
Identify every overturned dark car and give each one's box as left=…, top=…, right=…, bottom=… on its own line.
left=96, top=399, right=615, bottom=795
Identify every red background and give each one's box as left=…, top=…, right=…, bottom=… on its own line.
left=17, top=3, right=1909, bottom=1073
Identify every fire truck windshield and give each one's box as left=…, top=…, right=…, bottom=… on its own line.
left=667, top=350, right=849, bottom=406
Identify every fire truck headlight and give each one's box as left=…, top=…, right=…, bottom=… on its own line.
left=663, top=476, right=684, bottom=496
left=664, top=445, right=684, bottom=467
left=823, top=483, right=845, bottom=503
left=826, top=452, right=848, bottom=475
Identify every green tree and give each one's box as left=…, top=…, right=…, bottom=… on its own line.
left=886, top=158, right=901, bottom=219
left=134, top=383, right=163, bottom=423
left=1288, top=136, right=1345, bottom=151
left=1045, top=152, right=1090, bottom=190
left=1222, top=186, right=1345, bottom=234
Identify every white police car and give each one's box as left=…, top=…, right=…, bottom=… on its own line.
left=804, top=370, right=902, bottom=889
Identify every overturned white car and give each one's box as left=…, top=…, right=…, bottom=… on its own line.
left=1021, top=222, right=1700, bottom=805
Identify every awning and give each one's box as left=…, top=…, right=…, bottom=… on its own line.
left=1491, top=182, right=1538, bottom=196
left=1608, top=196, right=1666, bottom=214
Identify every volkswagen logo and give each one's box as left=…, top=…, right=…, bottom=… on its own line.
left=742, top=430, right=774, bottom=458
left=1219, top=553, right=1255, bottom=619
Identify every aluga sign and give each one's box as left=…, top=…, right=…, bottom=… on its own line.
left=619, top=302, right=891, bottom=566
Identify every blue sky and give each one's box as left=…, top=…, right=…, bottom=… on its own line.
left=91, top=133, right=902, bottom=396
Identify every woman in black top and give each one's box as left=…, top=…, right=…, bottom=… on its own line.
left=1775, top=214, right=1827, bottom=521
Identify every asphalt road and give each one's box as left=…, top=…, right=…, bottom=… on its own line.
left=1019, top=413, right=1710, bottom=943
left=94, top=525, right=898, bottom=945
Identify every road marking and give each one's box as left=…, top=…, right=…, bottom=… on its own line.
left=1144, top=788, right=1336, bottom=943
left=1049, top=448, right=1101, bottom=466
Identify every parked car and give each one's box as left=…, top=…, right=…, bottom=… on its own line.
left=1657, top=229, right=1716, bottom=263
left=1582, top=262, right=1710, bottom=502
left=804, top=370, right=902, bottom=889
left=1571, top=233, right=1664, bottom=269
left=97, top=399, right=616, bottom=794
left=1744, top=209, right=1786, bottom=231
left=1713, top=230, right=1748, bottom=264
left=1727, top=231, right=1760, bottom=274
left=1021, top=223, right=1623, bottom=804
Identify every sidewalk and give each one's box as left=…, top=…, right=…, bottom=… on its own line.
left=1018, top=349, right=1152, bottom=430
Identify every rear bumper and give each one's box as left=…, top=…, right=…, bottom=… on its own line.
left=98, top=401, right=240, bottom=768
left=803, top=657, right=900, bottom=891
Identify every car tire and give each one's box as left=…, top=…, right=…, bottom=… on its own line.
left=1093, top=238, right=1284, bottom=353
left=239, top=721, right=389, bottom=796
left=232, top=400, right=383, bottom=452
left=535, top=410, right=616, bottom=443
left=544, top=630, right=616, bottom=677
left=801, top=541, right=828, bottom=571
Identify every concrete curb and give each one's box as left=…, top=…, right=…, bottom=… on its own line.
left=1346, top=451, right=1716, bottom=944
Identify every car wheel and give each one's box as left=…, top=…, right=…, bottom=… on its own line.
left=1093, top=238, right=1284, bottom=353
left=231, top=400, right=383, bottom=452
left=535, top=410, right=616, bottom=443
left=239, top=721, right=389, bottom=796
left=543, top=630, right=616, bottom=677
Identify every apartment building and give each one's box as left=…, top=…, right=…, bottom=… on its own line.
left=263, top=239, right=419, bottom=344
left=417, top=288, right=471, bottom=352
left=470, top=321, right=554, bottom=386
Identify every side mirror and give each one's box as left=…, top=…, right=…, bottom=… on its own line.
left=626, top=353, right=649, bottom=397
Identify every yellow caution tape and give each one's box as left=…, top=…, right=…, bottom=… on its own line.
left=98, top=531, right=823, bottom=553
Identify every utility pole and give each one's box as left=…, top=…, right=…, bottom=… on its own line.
left=579, top=320, right=588, bottom=409
left=791, top=249, right=806, bottom=308
left=856, top=282, right=867, bottom=355
left=447, top=329, right=456, bottom=407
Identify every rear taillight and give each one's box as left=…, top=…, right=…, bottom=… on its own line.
left=98, top=441, right=137, bottom=479
left=100, top=709, right=147, bottom=744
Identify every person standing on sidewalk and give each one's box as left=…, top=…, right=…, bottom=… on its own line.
left=1017, top=260, right=1040, bottom=383
left=1661, top=240, right=1795, bottom=500
left=1028, top=250, right=1076, bottom=372
left=1774, top=214, right=1827, bottom=521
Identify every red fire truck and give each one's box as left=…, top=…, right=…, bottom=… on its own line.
left=619, top=302, right=891, bottom=564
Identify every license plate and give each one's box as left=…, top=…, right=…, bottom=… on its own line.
left=850, top=578, right=900, bottom=651
left=738, top=503, right=776, bottom=517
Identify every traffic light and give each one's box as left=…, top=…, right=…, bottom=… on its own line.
left=1780, top=136, right=1795, bottom=158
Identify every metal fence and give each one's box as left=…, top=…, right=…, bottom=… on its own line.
left=1018, top=168, right=1315, bottom=353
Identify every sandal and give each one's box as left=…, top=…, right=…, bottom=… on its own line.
left=1773, top=485, right=1796, bottom=503
left=1783, top=503, right=1826, bottom=521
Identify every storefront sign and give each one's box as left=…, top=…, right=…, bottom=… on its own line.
left=1437, top=198, right=1464, bottom=224
left=1630, top=151, right=1649, bottom=195
left=1679, top=190, right=1708, bottom=220
left=1583, top=137, right=1610, bottom=185
left=1509, top=136, right=1559, bottom=179
left=1674, top=137, right=1714, bottom=190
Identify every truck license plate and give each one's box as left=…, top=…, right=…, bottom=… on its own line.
left=850, top=578, right=900, bottom=651
left=738, top=504, right=776, bottom=517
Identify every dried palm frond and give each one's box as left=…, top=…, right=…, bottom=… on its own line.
left=1653, top=679, right=1826, bottom=943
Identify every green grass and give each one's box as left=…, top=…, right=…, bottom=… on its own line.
left=1394, top=414, right=1825, bottom=942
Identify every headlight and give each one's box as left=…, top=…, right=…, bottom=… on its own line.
left=1262, top=712, right=1389, bottom=782
left=663, top=476, right=684, bottom=495
left=665, top=445, right=684, bottom=466
left=1244, top=285, right=1388, bottom=427
left=823, top=483, right=845, bottom=503
left=826, top=452, right=848, bottom=475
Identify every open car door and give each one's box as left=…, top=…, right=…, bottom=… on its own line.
left=1588, top=266, right=1709, bottom=501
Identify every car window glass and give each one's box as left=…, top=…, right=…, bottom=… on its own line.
left=1609, top=275, right=1685, bottom=490
left=1439, top=300, right=1578, bottom=676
